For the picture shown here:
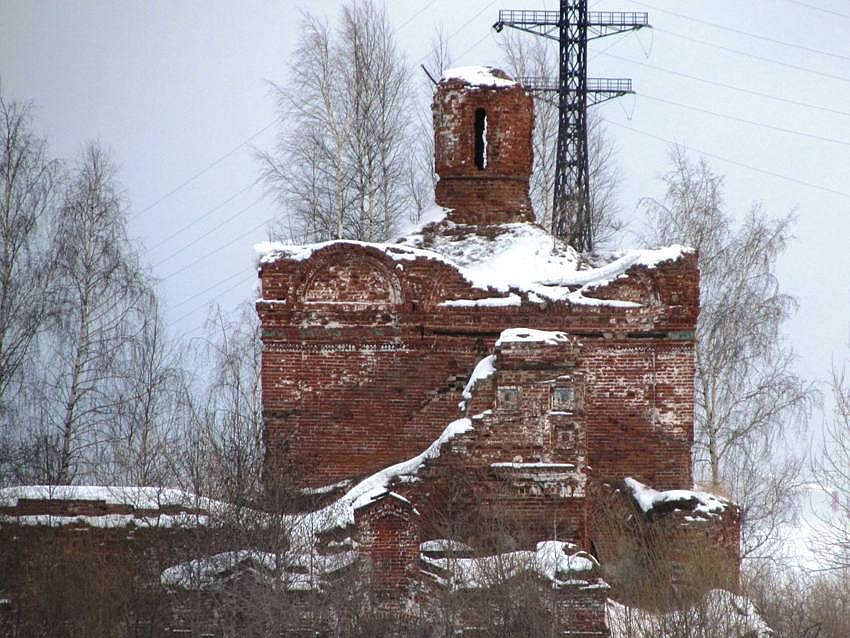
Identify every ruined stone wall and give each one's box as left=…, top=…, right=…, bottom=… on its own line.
left=258, top=246, right=699, bottom=493
left=588, top=480, right=741, bottom=606
left=0, top=499, right=223, bottom=636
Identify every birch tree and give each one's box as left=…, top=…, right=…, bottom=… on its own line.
left=643, top=147, right=814, bottom=556
left=40, top=143, right=152, bottom=484
left=0, top=90, right=60, bottom=418
left=104, top=297, right=189, bottom=486
left=259, top=0, right=413, bottom=243
left=813, top=361, right=850, bottom=570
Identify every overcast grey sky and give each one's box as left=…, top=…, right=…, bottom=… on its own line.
left=2, top=0, right=849, bottom=411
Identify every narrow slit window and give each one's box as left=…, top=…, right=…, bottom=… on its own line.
left=474, top=108, right=487, bottom=170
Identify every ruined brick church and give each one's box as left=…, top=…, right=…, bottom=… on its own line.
left=253, top=66, right=740, bottom=631
left=0, top=66, right=742, bottom=636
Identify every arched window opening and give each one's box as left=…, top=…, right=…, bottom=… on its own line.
left=474, top=108, right=487, bottom=170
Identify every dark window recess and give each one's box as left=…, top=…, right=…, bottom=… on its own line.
left=552, top=386, right=575, bottom=410
left=498, top=386, right=519, bottom=410
left=474, top=108, right=487, bottom=170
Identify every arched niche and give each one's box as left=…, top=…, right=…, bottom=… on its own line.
left=298, top=248, right=403, bottom=308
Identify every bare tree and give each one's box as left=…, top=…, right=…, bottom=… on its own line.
left=642, top=147, right=815, bottom=557
left=104, top=296, right=190, bottom=486
left=0, top=89, right=61, bottom=423
left=35, top=143, right=152, bottom=484
left=499, top=32, right=623, bottom=249
left=258, top=0, right=413, bottom=244
left=176, top=304, right=264, bottom=504
left=812, top=359, right=850, bottom=571
left=404, top=27, right=454, bottom=224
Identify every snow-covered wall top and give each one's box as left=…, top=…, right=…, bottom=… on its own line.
left=256, top=210, right=693, bottom=309
left=440, top=65, right=517, bottom=88
left=0, top=485, right=215, bottom=510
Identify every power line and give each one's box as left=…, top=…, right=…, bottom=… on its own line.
left=605, top=118, right=850, bottom=201
left=133, top=120, right=276, bottom=217
left=656, top=28, right=850, bottom=84
left=441, top=0, right=501, bottom=55
left=628, top=0, right=850, bottom=62
left=162, top=214, right=273, bottom=281
left=394, top=0, right=442, bottom=34
left=781, top=0, right=850, bottom=19
left=168, top=273, right=258, bottom=331
left=638, top=92, right=850, bottom=149
left=168, top=268, right=253, bottom=313
left=145, top=181, right=257, bottom=254
left=153, top=195, right=266, bottom=270
left=597, top=49, right=850, bottom=119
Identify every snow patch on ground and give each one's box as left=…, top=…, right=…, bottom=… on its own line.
left=607, top=589, right=774, bottom=637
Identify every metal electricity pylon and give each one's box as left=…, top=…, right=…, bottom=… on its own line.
left=494, top=1, right=648, bottom=252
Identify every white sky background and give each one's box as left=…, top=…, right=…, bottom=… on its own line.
left=2, top=0, right=849, bottom=429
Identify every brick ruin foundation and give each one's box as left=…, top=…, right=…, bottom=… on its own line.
left=0, top=66, right=741, bottom=636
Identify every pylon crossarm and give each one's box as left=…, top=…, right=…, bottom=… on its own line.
left=494, top=22, right=560, bottom=41
left=518, top=76, right=559, bottom=93
left=586, top=11, right=649, bottom=40
left=587, top=24, right=648, bottom=40
left=587, top=91, right=632, bottom=107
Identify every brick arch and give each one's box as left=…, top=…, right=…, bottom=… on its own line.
left=419, top=267, right=473, bottom=311
left=297, top=245, right=403, bottom=307
left=582, top=267, right=658, bottom=305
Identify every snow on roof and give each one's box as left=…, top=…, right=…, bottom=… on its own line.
left=422, top=540, right=598, bottom=590
left=607, top=589, right=774, bottom=637
left=397, top=220, right=691, bottom=307
left=254, top=237, right=455, bottom=268
left=0, top=485, right=248, bottom=529
left=461, top=355, right=496, bottom=402
left=495, top=328, right=569, bottom=347
left=0, top=485, right=218, bottom=510
left=256, top=216, right=692, bottom=309
left=2, top=512, right=210, bottom=529
left=440, top=65, right=517, bottom=88
left=420, top=538, right=475, bottom=554
left=624, top=477, right=727, bottom=518
left=288, top=417, right=474, bottom=542
left=161, top=548, right=356, bottom=592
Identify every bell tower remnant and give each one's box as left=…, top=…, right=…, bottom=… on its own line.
left=433, top=66, right=535, bottom=226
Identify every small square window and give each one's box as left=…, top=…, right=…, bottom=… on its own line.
left=497, top=386, right=519, bottom=410
left=552, top=386, right=575, bottom=410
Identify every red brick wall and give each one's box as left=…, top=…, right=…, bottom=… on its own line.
left=258, top=246, right=699, bottom=495
left=433, top=76, right=534, bottom=224
left=583, top=339, right=695, bottom=489
left=355, top=495, right=421, bottom=596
